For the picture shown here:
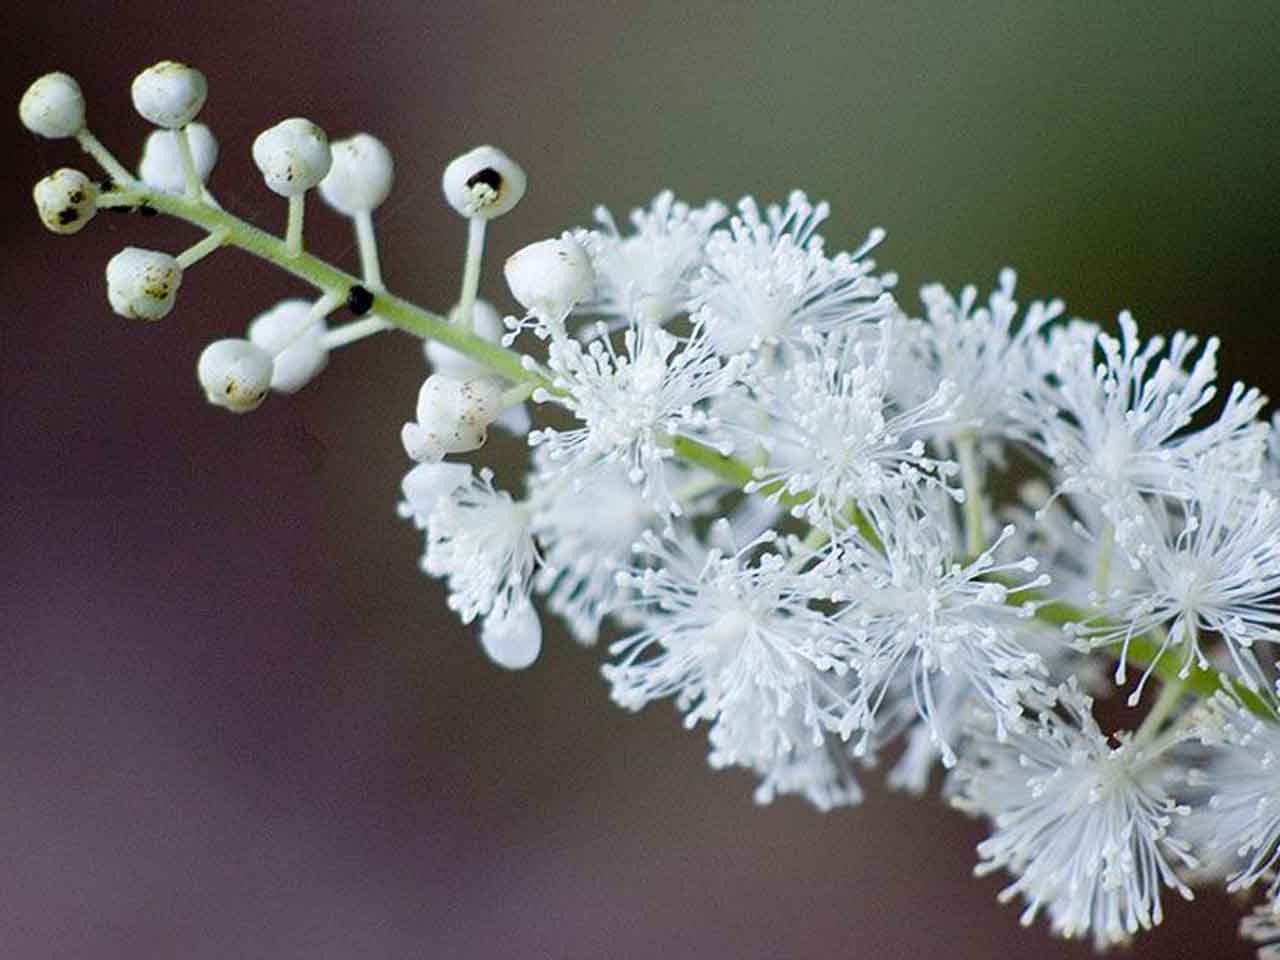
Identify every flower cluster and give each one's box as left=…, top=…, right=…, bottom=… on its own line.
left=22, top=61, right=1280, bottom=957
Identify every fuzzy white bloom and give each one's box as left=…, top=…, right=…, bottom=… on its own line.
left=19, top=72, right=85, bottom=139
left=33, top=168, right=97, bottom=235
left=531, top=315, right=747, bottom=516
left=529, top=460, right=658, bottom=644
left=105, top=247, right=182, bottom=321
left=424, top=469, right=541, bottom=668
left=1023, top=313, right=1267, bottom=537
left=196, top=338, right=274, bottom=414
left=692, top=191, right=895, bottom=354
left=1190, top=691, right=1280, bottom=910
left=951, top=681, right=1196, bottom=949
left=138, top=123, right=218, bottom=194
left=1072, top=472, right=1280, bottom=698
left=131, top=61, right=207, bottom=128
left=829, top=503, right=1049, bottom=764
left=913, top=269, right=1062, bottom=443
left=401, top=374, right=503, bottom=463
left=741, top=325, right=960, bottom=529
left=252, top=118, right=332, bottom=197
left=319, top=133, right=394, bottom=215
left=441, top=145, right=525, bottom=220
left=604, top=523, right=856, bottom=802
left=247, top=298, right=329, bottom=394
left=573, top=191, right=726, bottom=325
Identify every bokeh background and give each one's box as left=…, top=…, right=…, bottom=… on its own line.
left=4, top=2, right=1279, bottom=958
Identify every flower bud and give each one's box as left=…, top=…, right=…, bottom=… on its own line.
left=138, top=123, right=218, bottom=194
left=130, top=61, right=207, bottom=128
left=105, top=247, right=182, bottom=321
left=252, top=118, right=332, bottom=197
left=197, top=338, right=274, bottom=413
left=318, top=133, right=394, bottom=215
left=441, top=146, right=525, bottom=220
left=401, top=374, right=503, bottom=463
left=19, top=72, right=85, bottom=139
left=32, top=168, right=98, bottom=235
left=504, top=236, right=594, bottom=318
left=424, top=299, right=505, bottom=378
left=481, top=599, right=542, bottom=670
left=399, top=462, right=474, bottom=528
left=247, top=298, right=329, bottom=393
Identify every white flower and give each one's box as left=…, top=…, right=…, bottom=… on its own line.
left=1190, top=691, right=1280, bottom=910
left=530, top=315, right=746, bottom=516
left=604, top=524, right=853, bottom=785
left=105, top=247, right=182, bottom=321
left=319, top=133, right=394, bottom=215
left=252, top=118, right=331, bottom=197
left=441, top=145, right=525, bottom=220
left=951, top=681, right=1197, bottom=949
left=693, top=191, right=895, bottom=354
left=424, top=469, right=542, bottom=669
left=131, top=61, right=207, bottom=129
left=1072, top=473, right=1280, bottom=698
left=913, top=268, right=1061, bottom=444
left=574, top=191, right=726, bottom=325
left=33, top=168, right=98, bottom=235
left=196, top=338, right=273, bottom=414
left=529, top=460, right=658, bottom=644
left=742, top=325, right=960, bottom=530
left=830, top=503, right=1049, bottom=764
left=1023, top=313, right=1267, bottom=531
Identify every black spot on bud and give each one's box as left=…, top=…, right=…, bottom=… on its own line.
left=140, top=204, right=158, bottom=217
left=465, top=167, right=503, bottom=192
left=347, top=284, right=375, bottom=316
left=58, top=208, right=79, bottom=225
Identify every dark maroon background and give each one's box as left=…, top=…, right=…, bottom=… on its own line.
left=4, top=3, right=1279, bottom=958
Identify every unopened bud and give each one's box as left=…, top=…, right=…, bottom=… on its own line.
left=105, top=247, right=182, bottom=321
left=401, top=374, right=503, bottom=463
left=19, top=72, right=85, bottom=139
left=139, top=123, right=218, bottom=194
left=504, top=236, right=594, bottom=318
left=131, top=61, right=207, bottom=129
left=319, top=133, right=394, bottom=215
left=33, top=168, right=98, bottom=235
left=197, top=338, right=274, bottom=413
left=252, top=118, right=332, bottom=197
left=247, top=298, right=329, bottom=393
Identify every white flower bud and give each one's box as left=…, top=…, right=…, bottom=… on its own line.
left=130, top=61, right=207, bottom=128
left=401, top=374, right=503, bottom=463
left=441, top=145, right=525, bottom=220
left=424, top=299, right=505, bottom=378
left=197, top=338, right=274, bottom=413
left=504, top=236, right=594, bottom=318
left=318, top=133, right=394, bottom=215
left=399, top=462, right=474, bottom=528
left=32, top=168, right=98, bottom=235
left=251, top=118, right=332, bottom=197
left=138, top=123, right=218, bottom=194
left=19, top=72, right=85, bottom=139
left=247, top=298, right=329, bottom=393
left=481, top=599, right=542, bottom=670
left=105, top=247, right=182, bottom=321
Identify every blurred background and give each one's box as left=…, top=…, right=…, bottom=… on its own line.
left=4, top=2, right=1279, bottom=957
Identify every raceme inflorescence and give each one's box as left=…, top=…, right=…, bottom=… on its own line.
left=21, top=61, right=1280, bottom=955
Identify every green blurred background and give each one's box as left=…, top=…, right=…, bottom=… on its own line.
left=4, top=2, right=1278, bottom=958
